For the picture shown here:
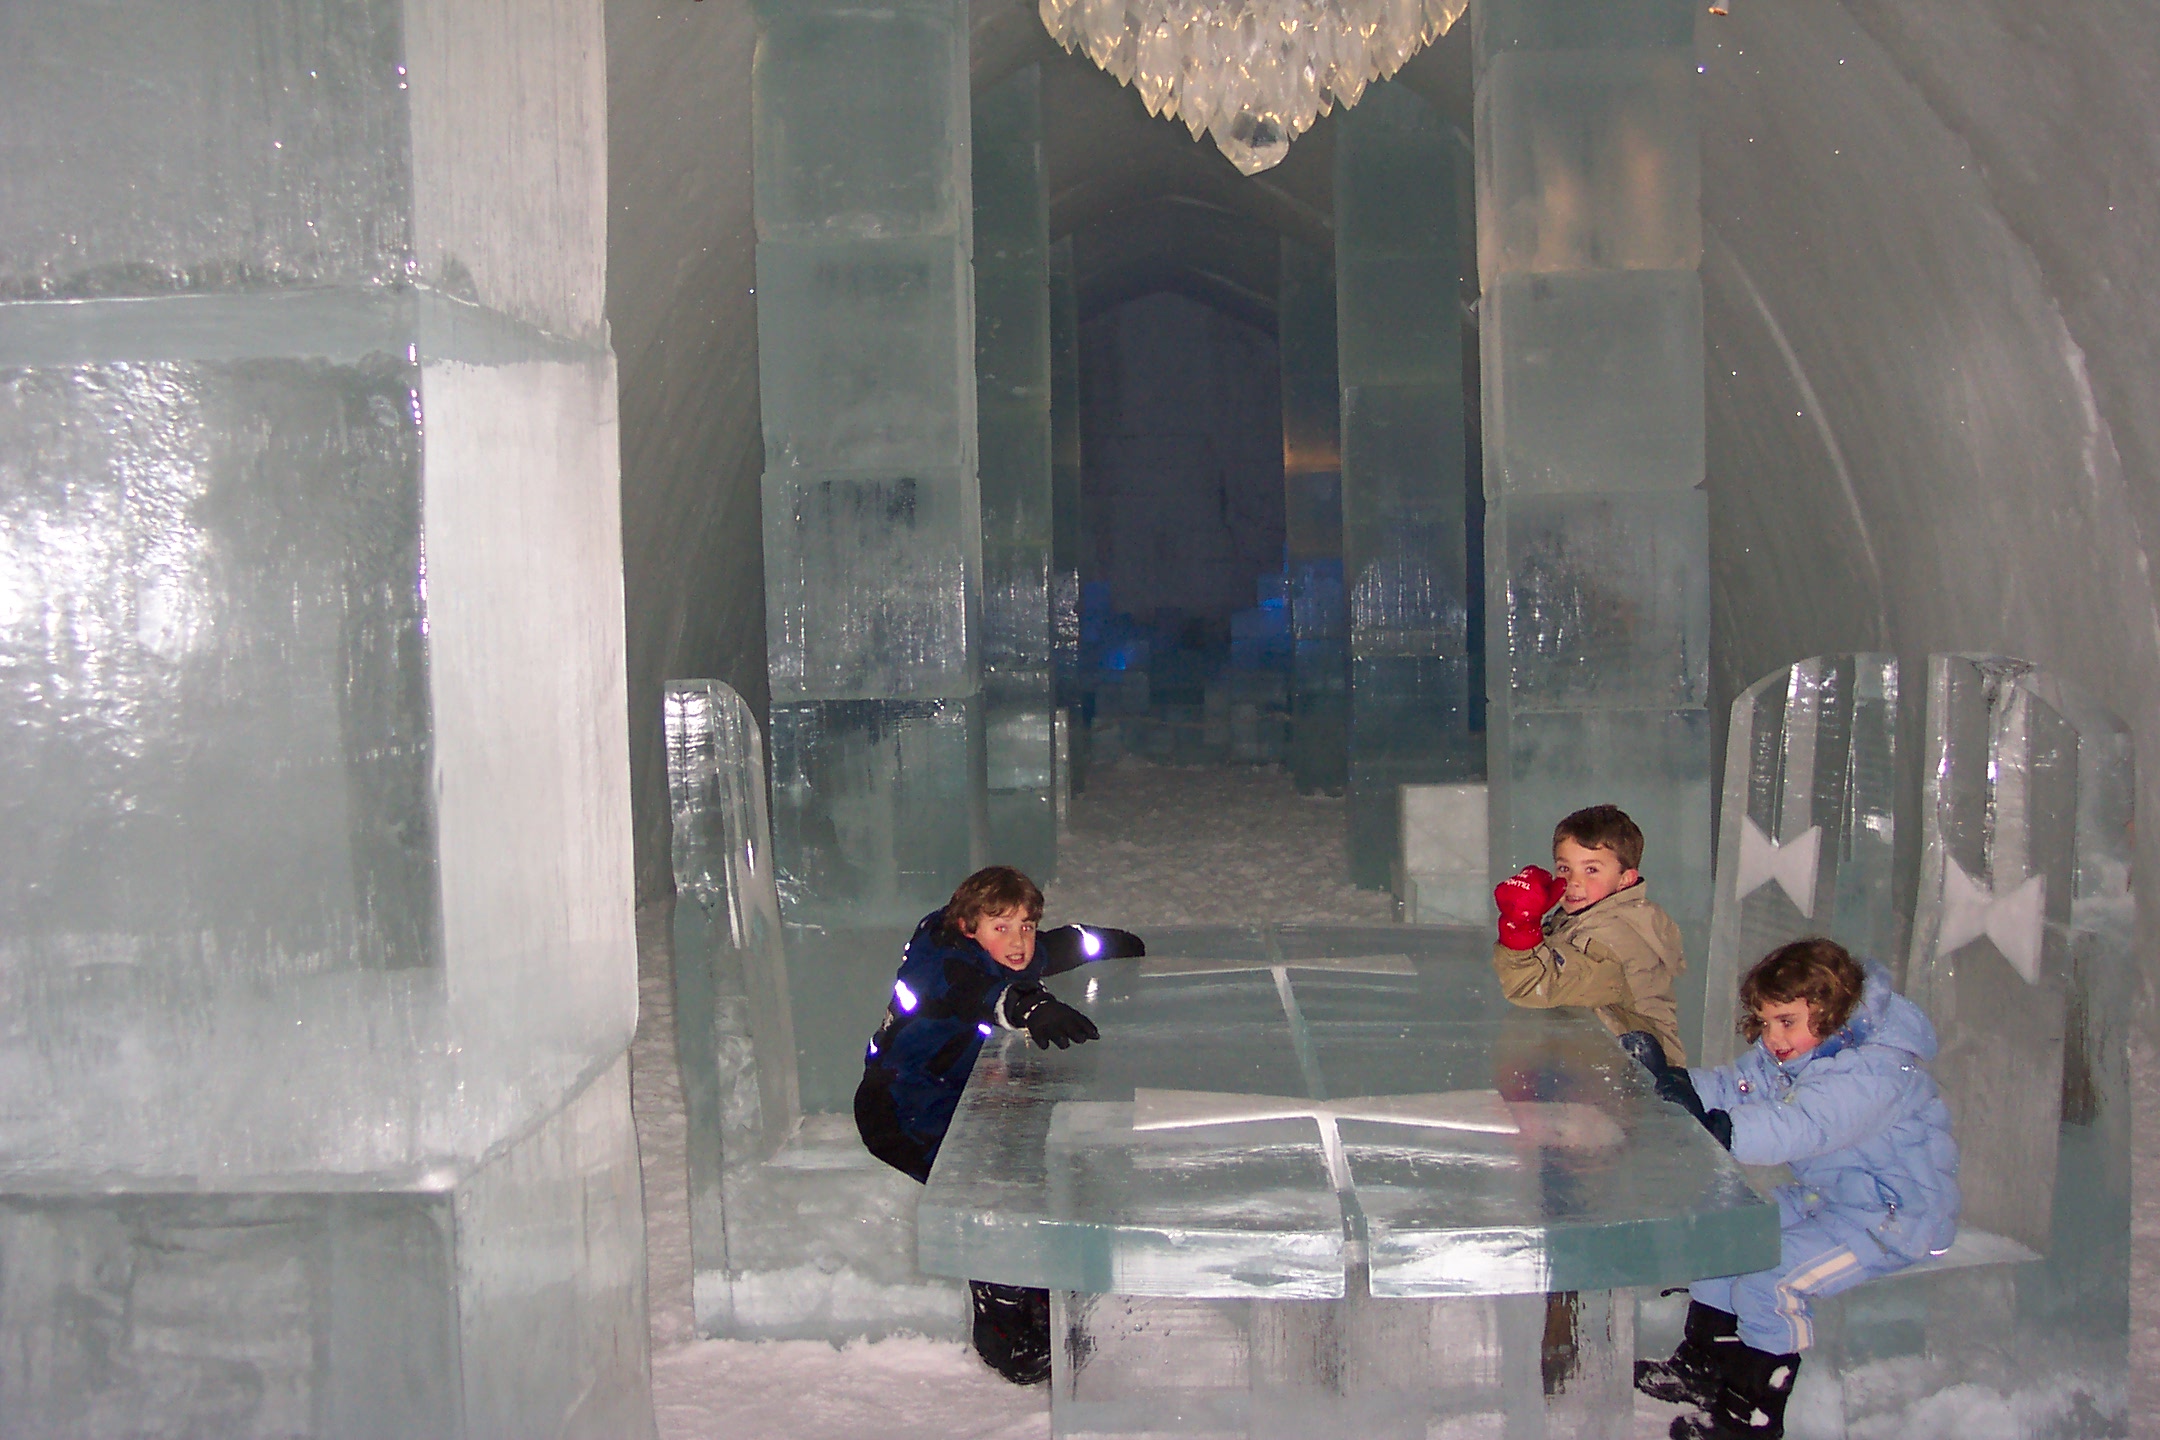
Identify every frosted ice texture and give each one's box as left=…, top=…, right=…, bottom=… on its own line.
left=1477, top=0, right=1710, bottom=1045
left=920, top=950, right=1773, bottom=1298
left=1336, top=83, right=1478, bottom=885
left=1700, top=656, right=1899, bottom=1066
left=975, top=67, right=1056, bottom=880
left=1799, top=656, right=2131, bottom=1437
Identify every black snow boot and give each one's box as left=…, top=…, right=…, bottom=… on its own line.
left=1634, top=1299, right=1740, bottom=1408
left=969, top=1279, right=1052, bottom=1386
left=1668, top=1342, right=1801, bottom=1440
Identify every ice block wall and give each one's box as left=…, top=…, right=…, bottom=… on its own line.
left=1699, top=655, right=1899, bottom=1065
left=0, top=3, right=650, bottom=1434
left=1279, top=237, right=1348, bottom=796
left=1335, top=83, right=1479, bottom=889
left=1475, top=0, right=1712, bottom=1045
left=753, top=0, right=986, bottom=1113
left=1051, top=236, right=1086, bottom=740
left=974, top=65, right=1056, bottom=880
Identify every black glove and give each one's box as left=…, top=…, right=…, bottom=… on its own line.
left=1036, top=923, right=1146, bottom=975
left=1616, top=1031, right=1731, bottom=1149
left=1004, top=984, right=1100, bottom=1050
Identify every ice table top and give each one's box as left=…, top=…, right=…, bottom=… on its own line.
left=919, top=925, right=1777, bottom=1299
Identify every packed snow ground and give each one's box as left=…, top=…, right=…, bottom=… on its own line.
left=628, top=758, right=2156, bottom=1439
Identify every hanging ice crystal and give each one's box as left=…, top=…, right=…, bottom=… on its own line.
left=1039, top=0, right=1469, bottom=175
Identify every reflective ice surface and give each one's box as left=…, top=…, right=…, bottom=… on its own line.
left=1701, top=656, right=1899, bottom=1065
left=920, top=944, right=1773, bottom=1299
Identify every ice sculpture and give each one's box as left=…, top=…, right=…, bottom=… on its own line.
left=0, top=4, right=648, bottom=1434
left=1278, top=237, right=1348, bottom=795
left=1699, top=655, right=1899, bottom=1065
left=975, top=66, right=1057, bottom=880
left=1476, top=0, right=1712, bottom=1048
left=666, top=681, right=964, bottom=1340
left=1335, top=82, right=1479, bottom=887
left=922, top=928, right=1775, bottom=1436
left=1787, top=656, right=2131, bottom=1436
left=753, top=0, right=986, bottom=1115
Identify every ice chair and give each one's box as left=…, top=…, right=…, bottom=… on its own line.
left=1742, top=656, right=2132, bottom=1438
left=665, top=680, right=967, bottom=1340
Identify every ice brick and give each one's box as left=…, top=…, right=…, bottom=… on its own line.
left=1700, top=655, right=1899, bottom=1065
left=761, top=469, right=979, bottom=702
left=1483, top=270, right=1706, bottom=492
left=1348, top=657, right=1481, bottom=884
left=0, top=1060, right=649, bottom=1440
left=755, top=238, right=975, bottom=475
left=1475, top=48, right=1700, bottom=283
left=0, top=346, right=635, bottom=1185
left=1402, top=783, right=1490, bottom=876
left=750, top=0, right=968, bottom=243
left=1337, top=255, right=1466, bottom=388
left=1473, top=0, right=1697, bottom=59
left=1495, top=489, right=1708, bottom=709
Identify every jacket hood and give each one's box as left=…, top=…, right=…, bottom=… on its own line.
left=1824, top=959, right=1938, bottom=1063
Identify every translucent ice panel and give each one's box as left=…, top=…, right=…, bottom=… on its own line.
left=1483, top=270, right=1705, bottom=492
left=1341, top=384, right=1469, bottom=653
left=0, top=1060, right=649, bottom=1439
left=1334, top=83, right=1464, bottom=259
left=1489, top=707, right=1711, bottom=883
left=1336, top=256, right=1463, bottom=387
left=1474, top=0, right=1695, bottom=58
left=1700, top=655, right=1899, bottom=1065
left=761, top=469, right=979, bottom=701
left=1348, top=657, right=1480, bottom=886
left=1278, top=240, right=1341, bottom=561
left=1475, top=49, right=1700, bottom=284
left=751, top=0, right=967, bottom=243
left=755, top=238, right=974, bottom=475
left=1050, top=238, right=1084, bottom=580
left=1496, top=489, right=1708, bottom=709
left=0, top=348, right=634, bottom=1184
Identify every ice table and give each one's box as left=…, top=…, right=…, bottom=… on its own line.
left=920, top=928, right=1777, bottom=1438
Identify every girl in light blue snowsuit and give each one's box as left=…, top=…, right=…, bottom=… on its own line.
left=1635, top=938, right=1960, bottom=1440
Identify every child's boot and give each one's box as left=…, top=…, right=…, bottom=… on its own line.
left=1668, top=1342, right=1801, bottom=1440
left=1634, top=1299, right=1739, bottom=1408
left=969, top=1279, right=1053, bottom=1386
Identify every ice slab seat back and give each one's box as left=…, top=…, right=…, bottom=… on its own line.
left=665, top=681, right=965, bottom=1341
left=1700, top=655, right=1900, bottom=1066
left=0, top=4, right=652, bottom=1435
left=1788, top=655, right=2132, bottom=1438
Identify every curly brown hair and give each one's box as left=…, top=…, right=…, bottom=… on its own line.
left=1738, top=938, right=1866, bottom=1044
left=941, top=865, right=1044, bottom=937
left=1552, top=804, right=1644, bottom=871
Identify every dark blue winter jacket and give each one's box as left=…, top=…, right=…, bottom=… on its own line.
left=1689, top=961, right=1962, bottom=1265
left=862, top=910, right=1047, bottom=1150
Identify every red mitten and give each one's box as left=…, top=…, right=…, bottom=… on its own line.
left=1494, top=866, right=1560, bottom=950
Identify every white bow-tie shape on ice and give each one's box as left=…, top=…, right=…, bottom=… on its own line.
left=1735, top=818, right=1821, bottom=918
left=1934, top=857, right=2046, bottom=985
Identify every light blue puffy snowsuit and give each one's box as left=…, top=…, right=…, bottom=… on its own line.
left=1685, top=961, right=1961, bottom=1352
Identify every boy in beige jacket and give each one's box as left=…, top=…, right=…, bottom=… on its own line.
left=1491, top=803, right=1687, bottom=1064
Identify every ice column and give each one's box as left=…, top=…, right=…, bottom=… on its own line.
left=1335, top=83, right=1479, bottom=888
left=1051, top=237, right=1086, bottom=742
left=975, top=65, right=1056, bottom=880
left=0, top=4, right=649, bottom=1435
left=1475, top=0, right=1712, bottom=1042
left=753, top=0, right=985, bottom=1113
left=1699, top=655, right=1899, bottom=1065
left=1799, top=656, right=2132, bottom=1434
left=667, top=681, right=960, bottom=1341
left=1279, top=237, right=1348, bottom=795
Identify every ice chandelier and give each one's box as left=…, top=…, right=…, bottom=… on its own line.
left=1039, top=0, right=1469, bottom=175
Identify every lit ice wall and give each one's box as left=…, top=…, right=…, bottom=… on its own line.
left=753, top=0, right=986, bottom=1113
left=975, top=65, right=1056, bottom=880
left=1335, top=82, right=1478, bottom=889
left=0, top=3, right=649, bottom=1434
left=1475, top=0, right=1712, bottom=1044
left=1278, top=237, right=1347, bottom=796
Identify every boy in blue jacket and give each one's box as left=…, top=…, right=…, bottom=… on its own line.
left=1631, top=938, right=1960, bottom=1439
left=854, top=864, right=1139, bottom=1385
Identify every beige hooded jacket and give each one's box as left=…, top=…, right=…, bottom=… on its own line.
left=1490, top=880, right=1688, bottom=1064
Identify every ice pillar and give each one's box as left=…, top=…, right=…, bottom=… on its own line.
left=975, top=65, right=1056, bottom=880
left=753, top=0, right=985, bottom=1112
left=0, top=5, right=650, bottom=1435
left=1336, top=83, right=1479, bottom=888
left=1279, top=237, right=1348, bottom=796
left=1475, top=0, right=1712, bottom=1042
left=1051, top=237, right=1087, bottom=787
